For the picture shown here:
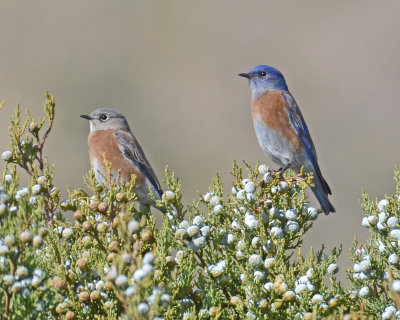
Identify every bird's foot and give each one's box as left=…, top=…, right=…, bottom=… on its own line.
left=274, top=161, right=293, bottom=179
left=274, top=162, right=307, bottom=183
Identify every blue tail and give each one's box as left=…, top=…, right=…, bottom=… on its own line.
left=311, top=173, right=335, bottom=215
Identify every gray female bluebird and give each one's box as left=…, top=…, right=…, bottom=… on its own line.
left=81, top=108, right=166, bottom=213
left=239, top=65, right=335, bottom=214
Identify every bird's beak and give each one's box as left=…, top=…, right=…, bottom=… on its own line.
left=238, top=73, right=250, bottom=79
left=80, top=115, right=93, bottom=120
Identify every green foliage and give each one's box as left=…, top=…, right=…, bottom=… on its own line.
left=0, top=94, right=399, bottom=319
left=345, top=168, right=400, bottom=319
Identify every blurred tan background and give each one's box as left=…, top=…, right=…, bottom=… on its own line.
left=1, top=1, right=400, bottom=280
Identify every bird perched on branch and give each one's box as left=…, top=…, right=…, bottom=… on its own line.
left=81, top=108, right=166, bottom=213
left=239, top=65, right=335, bottom=214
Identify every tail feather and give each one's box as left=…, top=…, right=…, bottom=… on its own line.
left=311, top=174, right=335, bottom=215
left=152, top=188, right=168, bottom=214
left=320, top=174, right=332, bottom=195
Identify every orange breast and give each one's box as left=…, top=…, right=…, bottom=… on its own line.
left=88, top=130, right=145, bottom=184
left=251, top=91, right=302, bottom=150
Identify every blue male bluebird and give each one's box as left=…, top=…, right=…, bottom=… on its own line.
left=239, top=65, right=335, bottom=214
left=81, top=108, right=166, bottom=213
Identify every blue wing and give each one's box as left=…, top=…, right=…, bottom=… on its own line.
left=282, top=92, right=331, bottom=195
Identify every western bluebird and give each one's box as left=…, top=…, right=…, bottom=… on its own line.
left=239, top=65, right=335, bottom=214
left=81, top=108, right=166, bottom=213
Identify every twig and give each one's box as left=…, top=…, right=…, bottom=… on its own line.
left=37, top=118, right=53, bottom=172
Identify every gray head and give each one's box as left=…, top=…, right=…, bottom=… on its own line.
left=80, top=108, right=131, bottom=132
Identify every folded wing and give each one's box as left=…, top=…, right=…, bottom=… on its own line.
left=282, top=92, right=331, bottom=195
left=114, top=131, right=163, bottom=198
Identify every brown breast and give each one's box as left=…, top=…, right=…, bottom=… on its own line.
left=251, top=91, right=302, bottom=151
left=88, top=129, right=145, bottom=184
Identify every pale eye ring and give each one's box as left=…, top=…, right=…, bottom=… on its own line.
left=99, top=114, right=108, bottom=121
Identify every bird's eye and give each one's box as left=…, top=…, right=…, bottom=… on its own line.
left=260, top=71, right=267, bottom=77
left=99, top=114, right=108, bottom=121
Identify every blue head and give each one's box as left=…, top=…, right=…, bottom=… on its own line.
left=239, top=65, right=288, bottom=99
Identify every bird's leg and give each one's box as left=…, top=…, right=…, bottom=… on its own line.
left=276, top=160, right=294, bottom=177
